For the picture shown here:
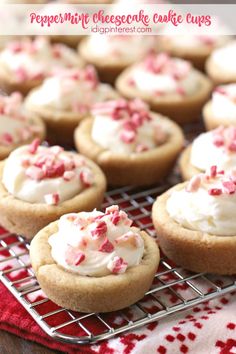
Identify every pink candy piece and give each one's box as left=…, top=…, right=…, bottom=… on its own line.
left=145, top=53, right=169, bottom=74
left=74, top=252, right=86, bottom=266
left=50, top=145, right=64, bottom=155
left=44, top=193, right=60, bottom=205
left=8, top=41, right=23, bottom=53
left=0, top=133, right=13, bottom=145
left=65, top=247, right=86, bottom=266
left=98, top=238, right=114, bottom=253
left=176, top=87, right=185, bottom=96
left=120, top=129, right=136, bottom=144
left=28, top=138, right=40, bottom=154
left=26, top=166, right=44, bottom=181
left=63, top=170, right=76, bottom=181
left=21, top=157, right=30, bottom=168
left=107, top=256, right=128, bottom=274
left=15, top=67, right=28, bottom=82
left=154, top=126, right=167, bottom=145
left=210, top=165, right=217, bottom=178
left=127, top=78, right=136, bottom=87
left=186, top=175, right=202, bottom=192
left=222, top=180, right=236, bottom=194
left=91, top=220, right=107, bottom=239
left=135, top=143, right=149, bottom=153
left=212, top=135, right=224, bottom=147
left=105, top=205, right=119, bottom=214
left=84, top=65, right=98, bottom=89
left=214, top=87, right=227, bottom=95
left=228, top=142, right=236, bottom=152
left=110, top=211, right=121, bottom=225
left=43, top=161, right=65, bottom=178
left=79, top=169, right=93, bottom=187
left=115, top=232, right=140, bottom=248
left=208, top=188, right=222, bottom=196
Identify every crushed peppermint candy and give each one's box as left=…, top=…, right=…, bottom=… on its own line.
left=142, top=52, right=191, bottom=97
left=212, top=126, right=236, bottom=153
left=107, top=256, right=128, bottom=274
left=0, top=92, right=39, bottom=146
left=4, top=37, right=79, bottom=82
left=57, top=206, right=144, bottom=276
left=186, top=166, right=236, bottom=196
left=92, top=98, right=167, bottom=150
left=20, top=140, right=94, bottom=206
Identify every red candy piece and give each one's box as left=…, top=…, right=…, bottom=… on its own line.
left=210, top=165, right=217, bottom=178
left=108, top=256, right=128, bottom=274
left=208, top=188, right=222, bottom=196
left=99, top=238, right=114, bottom=253
left=44, top=193, right=60, bottom=205
left=74, top=252, right=86, bottom=266
left=110, top=211, right=121, bottom=225
left=91, top=220, right=107, bottom=239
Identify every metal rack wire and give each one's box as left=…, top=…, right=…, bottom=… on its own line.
left=0, top=182, right=235, bottom=345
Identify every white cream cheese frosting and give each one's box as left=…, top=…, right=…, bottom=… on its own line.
left=25, top=67, right=117, bottom=113
left=85, top=35, right=155, bottom=62
left=0, top=37, right=81, bottom=82
left=48, top=205, right=144, bottom=277
left=210, top=41, right=236, bottom=75
left=91, top=99, right=168, bottom=154
left=190, top=126, right=236, bottom=172
left=167, top=166, right=236, bottom=236
left=2, top=139, right=94, bottom=205
left=164, top=35, right=228, bottom=49
left=212, top=84, right=236, bottom=120
left=129, top=53, right=200, bottom=97
left=0, top=92, right=41, bottom=146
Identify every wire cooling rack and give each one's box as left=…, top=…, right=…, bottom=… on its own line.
left=0, top=181, right=236, bottom=345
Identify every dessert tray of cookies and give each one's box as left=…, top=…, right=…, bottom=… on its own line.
left=0, top=168, right=235, bottom=345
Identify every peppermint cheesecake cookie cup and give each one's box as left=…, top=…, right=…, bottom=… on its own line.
left=0, top=37, right=83, bottom=96
left=74, top=98, right=184, bottom=186
left=0, top=92, right=45, bottom=160
left=0, top=139, right=106, bottom=238
left=158, top=35, right=230, bottom=71
left=180, top=126, right=236, bottom=180
left=79, top=35, right=155, bottom=84
left=116, top=53, right=212, bottom=125
left=25, top=66, right=118, bottom=144
left=30, top=206, right=160, bottom=312
left=203, top=84, right=236, bottom=130
left=152, top=166, right=236, bottom=274
left=206, top=41, right=236, bottom=85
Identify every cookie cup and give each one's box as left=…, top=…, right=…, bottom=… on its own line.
left=0, top=114, right=46, bottom=160
left=116, top=68, right=213, bottom=125
left=0, top=159, right=106, bottom=239
left=74, top=114, right=184, bottom=186
left=30, top=224, right=159, bottom=313
left=205, top=57, right=235, bottom=86
left=25, top=91, right=119, bottom=145
left=202, top=100, right=234, bottom=131
left=179, top=145, right=200, bottom=181
left=0, top=69, right=43, bottom=96
left=152, top=183, right=236, bottom=275
left=79, top=38, right=134, bottom=84
left=157, top=41, right=212, bottom=71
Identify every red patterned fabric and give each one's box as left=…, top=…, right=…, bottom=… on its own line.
left=0, top=230, right=236, bottom=353
left=0, top=282, right=236, bottom=353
